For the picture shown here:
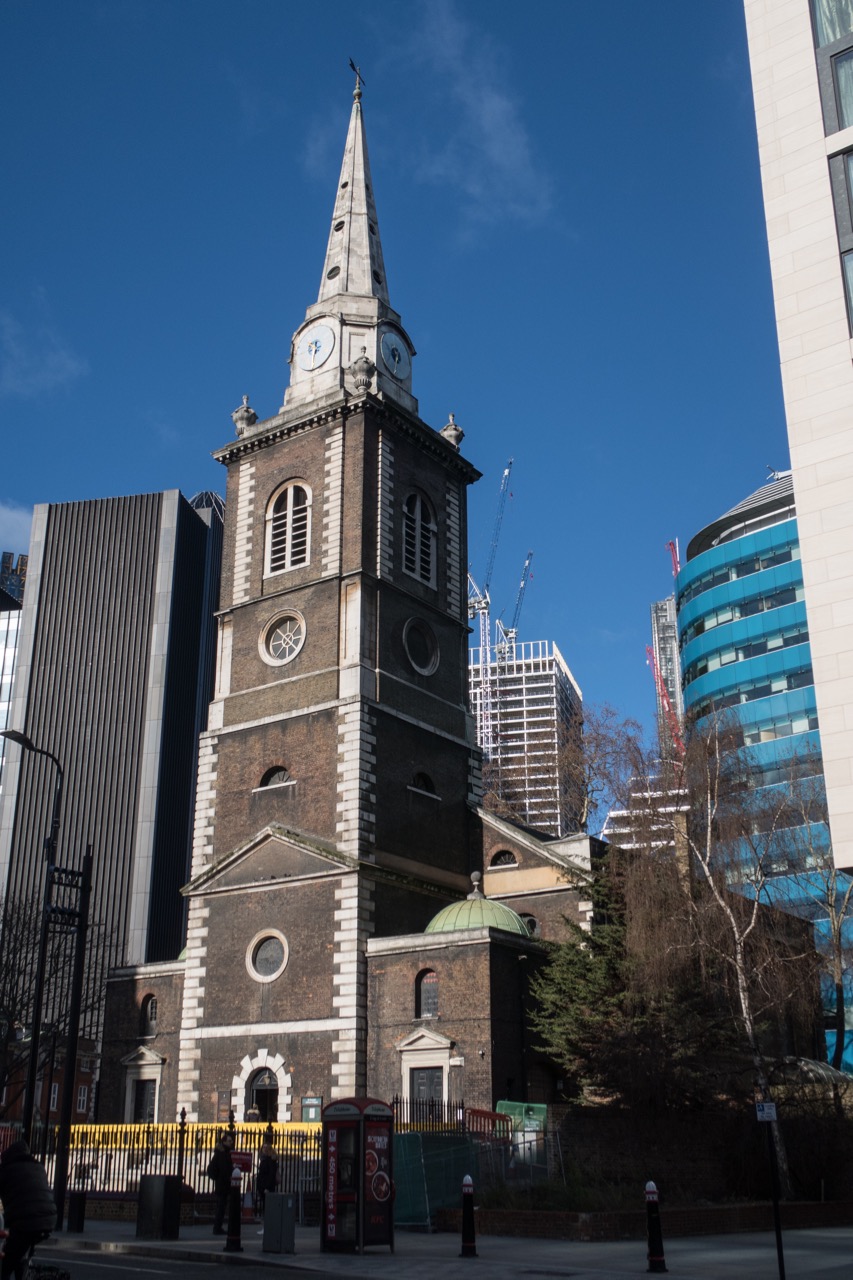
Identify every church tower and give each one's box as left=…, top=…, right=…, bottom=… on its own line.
left=175, top=81, right=481, bottom=1120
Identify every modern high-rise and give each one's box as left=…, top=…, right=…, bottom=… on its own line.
left=743, top=0, right=853, bottom=872
left=676, top=472, right=823, bottom=824
left=0, top=491, right=222, bottom=1037
left=650, top=595, right=684, bottom=756
left=469, top=640, right=583, bottom=837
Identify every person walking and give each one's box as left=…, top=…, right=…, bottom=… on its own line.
left=0, top=1139, right=57, bottom=1280
left=207, top=1131, right=234, bottom=1235
left=255, top=1142, right=278, bottom=1219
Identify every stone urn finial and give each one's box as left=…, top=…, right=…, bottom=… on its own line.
left=348, top=346, right=376, bottom=392
left=440, top=412, right=464, bottom=451
left=231, top=394, right=258, bottom=437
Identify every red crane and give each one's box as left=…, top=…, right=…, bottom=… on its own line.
left=646, top=644, right=686, bottom=761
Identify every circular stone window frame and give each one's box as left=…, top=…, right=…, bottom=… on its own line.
left=246, top=929, right=289, bottom=984
left=403, top=617, right=440, bottom=676
left=260, top=610, right=307, bottom=667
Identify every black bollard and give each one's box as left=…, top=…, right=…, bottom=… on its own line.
left=645, top=1180, right=667, bottom=1274
left=460, top=1173, right=477, bottom=1258
left=224, top=1168, right=244, bottom=1253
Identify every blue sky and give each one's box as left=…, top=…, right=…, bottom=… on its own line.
left=1, top=0, right=786, bottom=731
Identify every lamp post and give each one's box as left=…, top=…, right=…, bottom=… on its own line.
left=0, top=729, right=64, bottom=1146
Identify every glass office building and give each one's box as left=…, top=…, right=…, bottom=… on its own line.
left=676, top=472, right=820, bottom=792
left=676, top=472, right=851, bottom=1067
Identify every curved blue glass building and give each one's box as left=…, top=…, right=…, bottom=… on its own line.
left=677, top=472, right=820, bottom=791
left=676, top=472, right=851, bottom=1068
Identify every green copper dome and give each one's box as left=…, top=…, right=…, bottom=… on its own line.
left=425, top=874, right=530, bottom=937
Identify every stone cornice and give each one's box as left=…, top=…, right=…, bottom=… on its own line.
left=214, top=394, right=481, bottom=484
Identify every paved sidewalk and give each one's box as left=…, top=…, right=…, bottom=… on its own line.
left=43, top=1217, right=853, bottom=1278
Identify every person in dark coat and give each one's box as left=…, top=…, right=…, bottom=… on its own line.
left=255, top=1142, right=278, bottom=1218
left=208, top=1132, right=234, bottom=1235
left=0, top=1139, right=57, bottom=1279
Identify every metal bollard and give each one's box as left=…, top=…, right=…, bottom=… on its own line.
left=645, top=1181, right=667, bottom=1273
left=224, top=1167, right=244, bottom=1253
left=460, top=1173, right=477, bottom=1258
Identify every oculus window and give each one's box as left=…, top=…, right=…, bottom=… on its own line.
left=403, top=617, right=439, bottom=676
left=246, top=930, right=289, bottom=984
left=261, top=611, right=306, bottom=666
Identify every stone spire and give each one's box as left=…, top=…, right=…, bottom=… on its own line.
left=281, top=77, right=417, bottom=417
left=316, top=78, right=390, bottom=308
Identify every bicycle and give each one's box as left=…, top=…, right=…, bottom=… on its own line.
left=0, top=1227, right=69, bottom=1280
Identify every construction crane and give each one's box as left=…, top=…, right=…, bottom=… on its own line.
left=495, top=550, right=533, bottom=656
left=646, top=644, right=686, bottom=762
left=468, top=459, right=513, bottom=759
left=666, top=538, right=681, bottom=577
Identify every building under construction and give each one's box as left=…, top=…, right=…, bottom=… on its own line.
left=650, top=595, right=684, bottom=758
left=469, top=639, right=582, bottom=838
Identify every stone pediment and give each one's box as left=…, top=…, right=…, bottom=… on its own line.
left=395, top=1027, right=455, bottom=1054
left=184, top=825, right=354, bottom=897
left=476, top=805, right=594, bottom=884
left=121, top=1045, right=166, bottom=1068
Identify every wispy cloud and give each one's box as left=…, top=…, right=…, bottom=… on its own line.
left=222, top=63, right=289, bottom=141
left=406, top=0, right=553, bottom=229
left=0, top=305, right=87, bottom=399
left=0, top=501, right=33, bottom=554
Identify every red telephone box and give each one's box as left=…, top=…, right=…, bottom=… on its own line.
left=321, top=1097, right=394, bottom=1253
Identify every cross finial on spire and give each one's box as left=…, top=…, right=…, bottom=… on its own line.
left=348, top=58, right=365, bottom=101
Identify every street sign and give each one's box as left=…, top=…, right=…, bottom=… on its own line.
left=755, top=1101, right=777, bottom=1122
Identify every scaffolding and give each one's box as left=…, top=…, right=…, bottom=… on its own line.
left=469, top=640, right=582, bottom=838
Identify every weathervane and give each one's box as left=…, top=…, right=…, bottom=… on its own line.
left=349, top=58, right=366, bottom=99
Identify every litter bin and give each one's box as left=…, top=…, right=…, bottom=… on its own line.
left=67, top=1191, right=86, bottom=1233
left=263, top=1193, right=296, bottom=1253
left=136, top=1174, right=182, bottom=1240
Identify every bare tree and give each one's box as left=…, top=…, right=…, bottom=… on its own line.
left=532, top=707, right=824, bottom=1195
left=763, top=753, right=853, bottom=1074
left=676, top=714, right=826, bottom=1195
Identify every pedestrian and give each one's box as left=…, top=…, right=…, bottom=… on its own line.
left=206, top=1131, right=234, bottom=1235
left=255, top=1142, right=278, bottom=1219
left=0, top=1139, right=57, bottom=1280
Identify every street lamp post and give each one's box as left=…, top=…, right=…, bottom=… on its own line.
left=0, top=729, right=64, bottom=1146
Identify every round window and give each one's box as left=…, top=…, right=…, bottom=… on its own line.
left=403, top=618, right=439, bottom=676
left=260, top=611, right=306, bottom=666
left=246, top=930, right=289, bottom=984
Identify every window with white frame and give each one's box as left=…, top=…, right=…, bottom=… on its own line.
left=266, top=483, right=311, bottom=575
left=402, top=493, right=437, bottom=587
left=50, top=1082, right=59, bottom=1112
left=77, top=1085, right=89, bottom=1114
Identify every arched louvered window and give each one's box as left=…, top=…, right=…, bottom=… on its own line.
left=266, top=483, right=311, bottom=574
left=402, top=493, right=436, bottom=587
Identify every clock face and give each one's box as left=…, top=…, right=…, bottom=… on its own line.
left=295, top=324, right=335, bottom=372
left=379, top=330, right=411, bottom=381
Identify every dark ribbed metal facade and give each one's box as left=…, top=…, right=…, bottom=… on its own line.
left=0, top=492, right=221, bottom=1037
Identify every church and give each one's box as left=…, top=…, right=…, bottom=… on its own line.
left=99, top=80, right=596, bottom=1127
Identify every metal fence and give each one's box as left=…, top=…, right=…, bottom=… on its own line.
left=25, top=1120, right=323, bottom=1209
left=2, top=1104, right=552, bottom=1229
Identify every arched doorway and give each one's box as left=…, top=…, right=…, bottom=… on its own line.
left=246, top=1067, right=279, bottom=1122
